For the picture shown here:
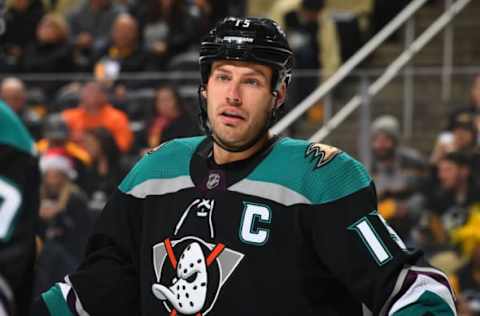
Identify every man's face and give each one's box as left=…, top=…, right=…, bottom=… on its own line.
left=37, top=17, right=61, bottom=43
left=0, top=83, right=26, bottom=113
left=205, top=61, right=280, bottom=149
left=453, top=127, right=475, bottom=150
left=112, top=16, right=138, bottom=48
left=80, top=83, right=106, bottom=113
left=372, top=132, right=396, bottom=161
left=437, top=160, right=464, bottom=190
left=155, top=88, right=179, bottom=119
left=43, top=169, right=68, bottom=197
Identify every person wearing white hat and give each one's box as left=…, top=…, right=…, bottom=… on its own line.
left=38, top=153, right=92, bottom=263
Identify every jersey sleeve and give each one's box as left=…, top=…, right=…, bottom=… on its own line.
left=0, top=145, right=40, bottom=316
left=304, top=156, right=456, bottom=315
left=37, top=189, right=143, bottom=316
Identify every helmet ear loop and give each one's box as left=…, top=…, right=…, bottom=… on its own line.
left=197, top=84, right=211, bottom=134
left=271, top=90, right=281, bottom=122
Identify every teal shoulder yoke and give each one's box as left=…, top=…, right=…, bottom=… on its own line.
left=119, top=136, right=205, bottom=194
left=246, top=137, right=372, bottom=204
left=0, top=101, right=35, bottom=155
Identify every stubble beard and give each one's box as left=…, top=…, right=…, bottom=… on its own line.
left=210, top=107, right=272, bottom=151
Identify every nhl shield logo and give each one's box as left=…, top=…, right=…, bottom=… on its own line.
left=206, top=173, right=221, bottom=190
left=152, top=236, right=244, bottom=315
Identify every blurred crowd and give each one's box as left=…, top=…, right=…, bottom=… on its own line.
left=1, top=0, right=478, bottom=314
left=369, top=74, right=480, bottom=315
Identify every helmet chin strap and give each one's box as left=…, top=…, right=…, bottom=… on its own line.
left=198, top=86, right=280, bottom=153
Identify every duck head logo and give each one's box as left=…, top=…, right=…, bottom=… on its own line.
left=152, top=236, right=244, bottom=315
left=305, top=143, right=341, bottom=169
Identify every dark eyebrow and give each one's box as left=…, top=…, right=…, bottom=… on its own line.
left=243, top=70, right=269, bottom=82
left=212, top=67, right=232, bottom=74
left=212, top=65, right=270, bottom=83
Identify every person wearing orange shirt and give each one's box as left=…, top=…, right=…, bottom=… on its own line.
left=62, top=81, right=133, bottom=153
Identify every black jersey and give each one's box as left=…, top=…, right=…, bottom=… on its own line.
left=39, top=136, right=456, bottom=315
left=0, top=101, right=40, bottom=316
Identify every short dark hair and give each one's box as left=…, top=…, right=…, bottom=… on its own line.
left=441, top=151, right=472, bottom=168
left=154, top=84, right=185, bottom=113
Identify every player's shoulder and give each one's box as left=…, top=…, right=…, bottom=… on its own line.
left=0, top=101, right=35, bottom=156
left=118, top=136, right=205, bottom=197
left=247, top=137, right=372, bottom=205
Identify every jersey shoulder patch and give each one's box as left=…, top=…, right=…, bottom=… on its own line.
left=0, top=101, right=35, bottom=156
left=119, top=136, right=205, bottom=196
left=304, top=142, right=341, bottom=169
left=244, top=138, right=371, bottom=205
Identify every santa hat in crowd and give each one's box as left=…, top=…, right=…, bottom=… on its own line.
left=39, top=152, right=77, bottom=180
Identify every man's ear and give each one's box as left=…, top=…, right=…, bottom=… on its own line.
left=201, top=86, right=207, bottom=99
left=273, top=83, right=287, bottom=108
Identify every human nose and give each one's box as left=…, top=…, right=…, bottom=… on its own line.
left=226, top=80, right=242, bottom=106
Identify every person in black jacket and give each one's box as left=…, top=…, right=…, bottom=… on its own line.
left=22, top=13, right=75, bottom=97
left=22, top=13, right=74, bottom=73
left=135, top=0, right=202, bottom=70
left=0, top=0, right=45, bottom=72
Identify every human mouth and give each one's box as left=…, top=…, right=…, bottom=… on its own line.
left=219, top=110, right=245, bottom=125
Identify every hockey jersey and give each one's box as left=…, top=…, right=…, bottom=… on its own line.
left=39, top=136, right=456, bottom=315
left=0, top=100, right=40, bottom=316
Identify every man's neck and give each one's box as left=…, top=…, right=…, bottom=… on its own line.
left=212, top=134, right=271, bottom=165
left=84, top=103, right=106, bottom=115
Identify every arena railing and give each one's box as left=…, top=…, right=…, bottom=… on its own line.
left=307, top=0, right=472, bottom=167
left=269, top=0, right=469, bottom=140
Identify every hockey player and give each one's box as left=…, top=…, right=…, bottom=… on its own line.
left=0, top=100, right=40, bottom=316
left=36, top=17, right=456, bottom=315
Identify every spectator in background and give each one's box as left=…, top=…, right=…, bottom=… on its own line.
left=449, top=213, right=480, bottom=316
left=448, top=74, right=480, bottom=135
left=423, top=152, right=480, bottom=247
left=280, top=0, right=340, bottom=122
left=431, top=112, right=478, bottom=165
left=35, top=152, right=93, bottom=295
left=37, top=114, right=92, bottom=183
left=369, top=115, right=427, bottom=242
left=283, top=0, right=340, bottom=81
left=0, top=0, right=45, bottom=72
left=68, top=0, right=126, bottom=70
left=193, top=0, right=233, bottom=34
left=326, top=0, right=373, bottom=62
left=22, top=13, right=74, bottom=73
left=372, top=0, right=409, bottom=41
left=38, top=152, right=92, bottom=262
left=0, top=77, right=43, bottom=139
left=93, top=13, right=147, bottom=76
left=81, top=128, right=125, bottom=212
left=143, top=85, right=201, bottom=149
left=62, top=81, right=134, bottom=153
left=135, top=0, right=200, bottom=70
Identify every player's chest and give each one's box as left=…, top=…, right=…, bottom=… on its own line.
left=141, top=189, right=299, bottom=249
left=138, top=189, right=310, bottom=316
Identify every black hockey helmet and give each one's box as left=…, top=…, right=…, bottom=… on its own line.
left=199, top=16, right=294, bottom=91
